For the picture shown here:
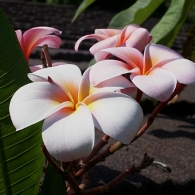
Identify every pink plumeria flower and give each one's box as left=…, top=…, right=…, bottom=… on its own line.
left=16, top=26, right=62, bottom=60
left=16, top=26, right=62, bottom=71
left=30, top=62, right=66, bottom=72
left=89, top=44, right=195, bottom=102
left=9, top=65, right=143, bottom=162
left=75, top=24, right=152, bottom=61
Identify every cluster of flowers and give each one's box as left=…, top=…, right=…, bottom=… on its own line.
left=10, top=25, right=195, bottom=162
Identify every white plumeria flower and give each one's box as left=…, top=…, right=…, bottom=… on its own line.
left=9, top=65, right=143, bottom=162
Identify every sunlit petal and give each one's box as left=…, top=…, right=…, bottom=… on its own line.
left=143, top=44, right=182, bottom=73
left=131, top=68, right=177, bottom=101
left=15, top=30, right=24, bottom=51
left=83, top=91, right=143, bottom=144
left=9, top=82, right=73, bottom=131
left=23, top=27, right=62, bottom=59
left=28, top=65, right=81, bottom=104
left=124, top=28, right=151, bottom=51
left=75, top=34, right=108, bottom=51
left=89, top=60, right=131, bottom=86
left=29, top=62, right=66, bottom=72
left=95, top=28, right=121, bottom=37
left=79, top=67, right=134, bottom=101
left=90, top=36, right=118, bottom=61
left=42, top=103, right=94, bottom=162
left=118, top=24, right=140, bottom=44
left=98, top=47, right=143, bottom=70
left=161, top=58, right=195, bottom=85
left=94, top=76, right=135, bottom=93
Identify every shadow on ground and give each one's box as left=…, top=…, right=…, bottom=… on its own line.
left=87, top=165, right=195, bottom=195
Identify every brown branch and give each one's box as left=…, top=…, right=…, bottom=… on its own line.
left=135, top=88, right=143, bottom=103
left=41, top=144, right=82, bottom=194
left=75, top=142, right=126, bottom=178
left=82, top=153, right=154, bottom=195
left=41, top=50, right=47, bottom=68
left=42, top=44, right=52, bottom=67
left=41, top=144, right=64, bottom=174
left=131, top=83, right=185, bottom=143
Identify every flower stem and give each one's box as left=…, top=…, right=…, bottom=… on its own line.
left=42, top=44, right=52, bottom=67
left=135, top=88, right=143, bottom=103
left=41, top=144, right=82, bottom=194
left=41, top=50, right=47, bottom=68
left=75, top=142, right=126, bottom=178
left=41, top=144, right=64, bottom=174
left=132, top=83, right=185, bottom=143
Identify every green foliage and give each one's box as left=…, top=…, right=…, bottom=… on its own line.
left=71, top=0, right=96, bottom=23
left=40, top=164, right=66, bottom=195
left=150, top=0, right=195, bottom=47
left=0, top=8, right=44, bottom=194
left=108, top=0, right=164, bottom=29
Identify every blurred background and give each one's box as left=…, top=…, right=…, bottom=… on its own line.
left=14, top=0, right=195, bottom=23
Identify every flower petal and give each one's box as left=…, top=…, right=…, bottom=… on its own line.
left=97, top=47, right=143, bottom=70
left=75, top=28, right=122, bottom=52
left=29, top=62, right=66, bottom=72
left=83, top=91, right=143, bottom=144
left=42, top=103, right=94, bottom=162
left=95, top=28, right=121, bottom=37
left=9, top=82, right=73, bottom=131
left=23, top=26, right=62, bottom=59
left=117, top=24, right=140, bottom=42
left=28, top=65, right=81, bottom=104
left=124, top=28, right=151, bottom=51
left=89, top=59, right=131, bottom=86
left=90, top=36, right=118, bottom=61
left=131, top=68, right=177, bottom=101
left=79, top=66, right=134, bottom=101
left=94, top=76, right=135, bottom=93
left=75, top=34, right=108, bottom=51
left=161, top=58, right=195, bottom=85
left=35, top=34, right=61, bottom=48
left=143, top=44, right=182, bottom=73
left=15, top=30, right=24, bottom=51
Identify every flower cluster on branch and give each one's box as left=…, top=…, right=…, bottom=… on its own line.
left=9, top=24, right=195, bottom=194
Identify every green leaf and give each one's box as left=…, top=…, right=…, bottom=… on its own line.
left=40, top=164, right=66, bottom=195
left=71, top=0, right=96, bottom=23
left=88, top=58, right=96, bottom=67
left=150, top=0, right=195, bottom=47
left=0, top=8, right=44, bottom=195
left=108, top=0, right=164, bottom=29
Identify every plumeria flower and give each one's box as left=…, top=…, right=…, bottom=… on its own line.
left=30, top=62, right=66, bottom=72
left=16, top=26, right=62, bottom=71
left=9, top=65, right=143, bottom=162
left=89, top=44, right=195, bottom=102
left=75, top=24, right=152, bottom=61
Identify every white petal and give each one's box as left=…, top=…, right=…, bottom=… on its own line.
left=28, top=65, right=81, bottom=104
left=9, top=82, right=72, bottom=130
left=89, top=60, right=130, bottom=86
left=79, top=66, right=134, bottom=101
left=42, top=103, right=95, bottom=162
left=29, top=62, right=66, bottom=72
left=83, top=91, right=143, bottom=144
left=131, top=68, right=177, bottom=101
left=161, top=58, right=195, bottom=85
left=93, top=75, right=135, bottom=93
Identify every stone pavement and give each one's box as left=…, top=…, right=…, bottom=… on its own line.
left=1, top=1, right=195, bottom=194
